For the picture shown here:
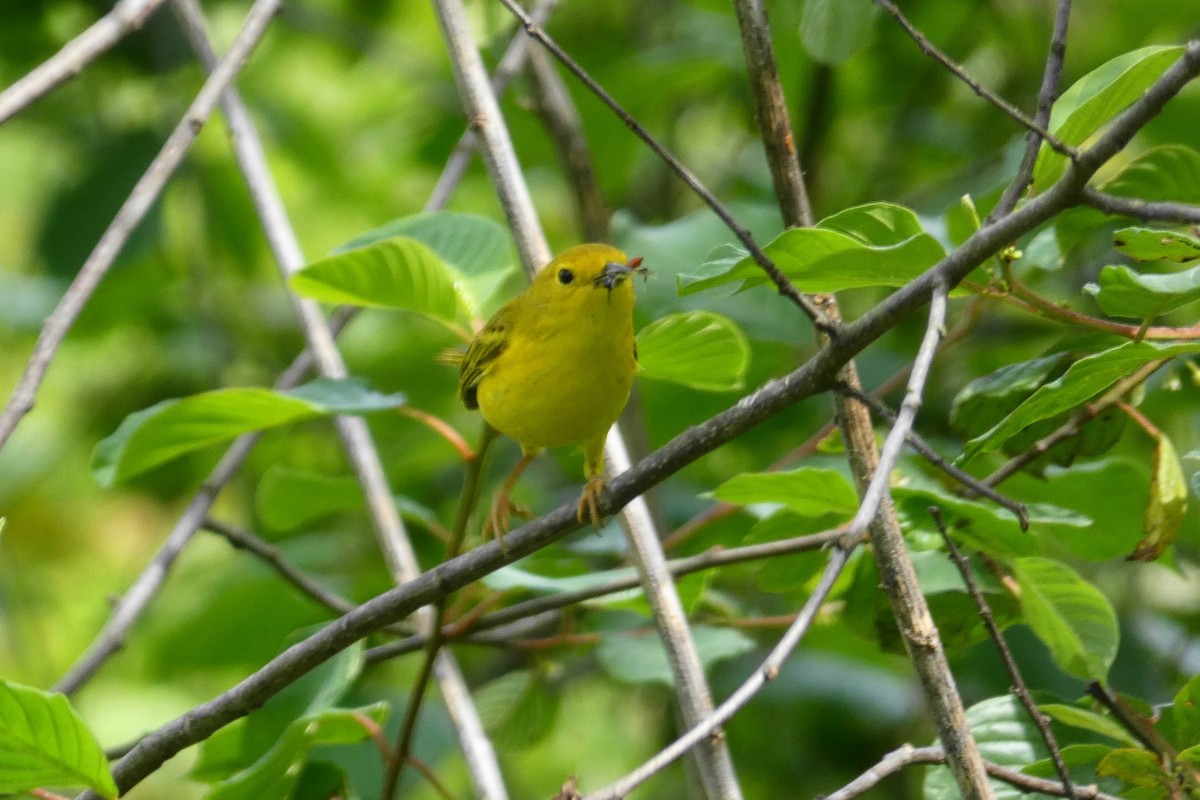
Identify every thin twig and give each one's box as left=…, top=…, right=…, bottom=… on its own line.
left=733, top=0, right=992, bottom=793
left=818, top=743, right=1122, bottom=800
left=586, top=281, right=952, bottom=800
left=202, top=518, right=358, bottom=616
left=991, top=0, right=1072, bottom=219
left=380, top=426, right=495, bottom=799
left=492, top=0, right=834, bottom=333
left=931, top=507, right=1074, bottom=796
left=990, top=280, right=1200, bottom=341
left=439, top=1, right=744, bottom=796
left=1080, top=188, right=1200, bottom=225
left=427, top=0, right=561, bottom=211
left=525, top=47, right=611, bottom=241
left=56, top=2, right=546, bottom=697
left=835, top=383, right=1029, bottom=529
left=874, top=0, right=1075, bottom=159
left=171, top=2, right=508, bottom=796
left=0, top=0, right=280, bottom=454
left=583, top=543, right=856, bottom=800
left=94, top=45, right=1200, bottom=795
left=365, top=527, right=847, bottom=663
left=1085, top=681, right=1177, bottom=758
left=730, top=0, right=814, bottom=226
left=0, top=0, right=167, bottom=125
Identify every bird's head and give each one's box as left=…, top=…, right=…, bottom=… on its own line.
left=530, top=244, right=646, bottom=312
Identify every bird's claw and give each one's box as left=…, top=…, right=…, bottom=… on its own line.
left=576, top=476, right=606, bottom=531
left=483, top=494, right=531, bottom=554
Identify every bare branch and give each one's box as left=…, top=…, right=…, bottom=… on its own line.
left=835, top=383, right=1029, bottom=529
left=436, top=1, right=744, bottom=796
left=525, top=47, right=611, bottom=241
left=492, top=0, right=834, bottom=333
left=365, top=527, right=847, bottom=663
left=730, top=0, right=813, bottom=226
left=202, top=518, right=358, bottom=617
left=992, top=0, right=1072, bottom=219
left=171, top=1, right=508, bottom=796
left=0, top=0, right=280, bottom=454
left=1080, top=187, right=1200, bottom=224
left=730, top=1, right=991, bottom=796
left=819, top=743, right=1123, bottom=800
left=931, top=507, right=1074, bottom=796
left=0, top=0, right=167, bottom=125
left=93, top=43, right=1200, bottom=794
left=583, top=543, right=856, bottom=800
left=427, top=0, right=561, bottom=211
left=585, top=281, right=952, bottom=800
left=874, top=0, right=1075, bottom=159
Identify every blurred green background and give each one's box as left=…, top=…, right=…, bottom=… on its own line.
left=2, top=0, right=1199, bottom=797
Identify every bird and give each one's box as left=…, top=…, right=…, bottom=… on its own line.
left=457, top=243, right=645, bottom=540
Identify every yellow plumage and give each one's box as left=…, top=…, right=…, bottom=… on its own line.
left=458, top=243, right=643, bottom=535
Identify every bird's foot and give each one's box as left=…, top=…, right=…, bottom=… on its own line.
left=483, top=493, right=531, bottom=553
left=576, top=475, right=606, bottom=531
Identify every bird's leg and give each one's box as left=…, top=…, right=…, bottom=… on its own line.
left=484, top=451, right=536, bottom=549
left=577, top=438, right=607, bottom=530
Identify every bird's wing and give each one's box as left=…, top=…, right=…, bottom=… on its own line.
left=458, top=302, right=518, bottom=410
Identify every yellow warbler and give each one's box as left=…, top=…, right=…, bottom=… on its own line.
left=459, top=243, right=645, bottom=536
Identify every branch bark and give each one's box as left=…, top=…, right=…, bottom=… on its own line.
left=0, top=0, right=167, bottom=125
left=432, top=0, right=743, bottom=795
left=0, top=0, right=280, bottom=453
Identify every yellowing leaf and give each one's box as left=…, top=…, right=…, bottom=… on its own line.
left=1128, top=433, right=1188, bottom=561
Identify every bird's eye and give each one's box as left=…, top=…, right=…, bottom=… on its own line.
left=558, top=268, right=575, bottom=285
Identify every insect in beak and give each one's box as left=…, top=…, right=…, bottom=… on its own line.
left=596, top=256, right=648, bottom=290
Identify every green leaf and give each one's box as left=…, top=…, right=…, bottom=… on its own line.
left=944, top=194, right=982, bottom=248
left=1032, top=45, right=1185, bottom=192
left=1170, top=673, right=1200, bottom=750
left=93, top=378, right=405, bottom=486
left=1101, top=145, right=1200, bottom=204
left=1085, top=262, right=1200, bottom=318
left=923, top=695, right=1050, bottom=800
left=597, top=625, right=755, bottom=686
left=193, top=640, right=366, bottom=783
left=1013, top=557, right=1119, bottom=680
left=207, top=704, right=387, bottom=800
left=743, top=511, right=845, bottom=592
left=799, top=0, right=877, bottom=64
left=1128, top=433, right=1188, bottom=561
left=960, top=341, right=1200, bottom=462
left=334, top=212, right=517, bottom=318
left=894, top=480, right=1091, bottom=559
left=636, top=311, right=750, bottom=391
left=1096, top=748, right=1167, bottom=788
left=1112, top=227, right=1200, bottom=263
left=289, top=237, right=465, bottom=321
left=474, top=670, right=559, bottom=750
left=950, top=353, right=1070, bottom=440
left=255, top=466, right=362, bottom=533
left=1040, top=703, right=1140, bottom=747
left=709, top=467, right=859, bottom=519
left=678, top=202, right=946, bottom=295
left=0, top=677, right=117, bottom=799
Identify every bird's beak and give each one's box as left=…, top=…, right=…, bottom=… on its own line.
left=598, top=256, right=647, bottom=290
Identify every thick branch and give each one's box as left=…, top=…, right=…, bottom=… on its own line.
left=94, top=42, right=1200, bottom=796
